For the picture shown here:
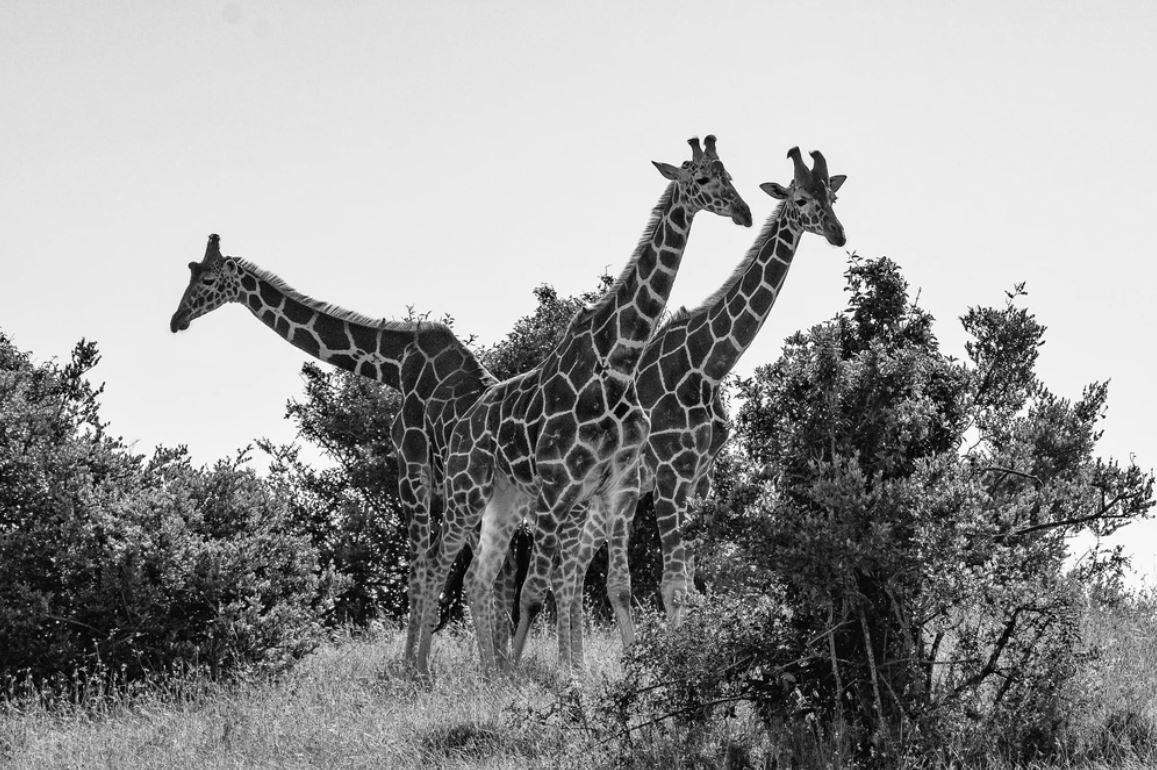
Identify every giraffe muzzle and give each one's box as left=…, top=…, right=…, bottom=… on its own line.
left=170, top=309, right=191, bottom=333
left=826, top=225, right=846, bottom=248
left=732, top=202, right=753, bottom=228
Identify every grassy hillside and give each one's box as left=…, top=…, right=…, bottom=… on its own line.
left=1, top=599, right=1155, bottom=769
left=0, top=625, right=620, bottom=769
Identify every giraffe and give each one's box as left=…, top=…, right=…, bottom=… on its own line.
left=169, top=234, right=499, bottom=662
left=571, top=146, right=848, bottom=638
left=412, top=135, right=753, bottom=675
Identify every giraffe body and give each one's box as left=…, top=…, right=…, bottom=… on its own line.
left=170, top=236, right=496, bottom=661
left=571, top=147, right=849, bottom=629
left=413, top=137, right=752, bottom=674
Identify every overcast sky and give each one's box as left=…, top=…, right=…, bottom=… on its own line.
left=3, top=1, right=1156, bottom=580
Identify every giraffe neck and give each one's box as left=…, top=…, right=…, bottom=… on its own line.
left=232, top=258, right=422, bottom=390
left=586, top=184, right=696, bottom=374
left=695, top=203, right=804, bottom=380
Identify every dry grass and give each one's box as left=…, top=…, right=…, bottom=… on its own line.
left=1062, top=594, right=1157, bottom=765
left=2, top=599, right=1155, bottom=769
left=0, top=624, right=623, bottom=769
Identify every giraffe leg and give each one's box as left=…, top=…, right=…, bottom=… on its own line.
left=604, top=473, right=642, bottom=649
left=554, top=497, right=597, bottom=674
left=570, top=499, right=607, bottom=653
left=491, top=517, right=525, bottom=667
left=511, top=538, right=550, bottom=665
left=415, top=531, right=469, bottom=677
left=466, top=479, right=523, bottom=673
left=556, top=505, right=591, bottom=673
left=434, top=539, right=471, bottom=632
left=548, top=534, right=576, bottom=673
left=396, top=445, right=431, bottom=666
left=415, top=475, right=492, bottom=677
left=513, top=482, right=582, bottom=670
left=652, top=464, right=696, bottom=626
left=537, top=524, right=569, bottom=664
left=562, top=562, right=585, bottom=673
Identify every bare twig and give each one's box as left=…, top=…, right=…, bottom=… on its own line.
left=981, top=465, right=1042, bottom=486
left=948, top=607, right=1022, bottom=699
left=1011, top=492, right=1132, bottom=537
left=595, top=694, right=753, bottom=746
left=828, top=601, right=846, bottom=728
left=926, top=630, right=943, bottom=693
left=858, top=606, right=889, bottom=747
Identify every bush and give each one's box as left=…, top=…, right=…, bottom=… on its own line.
left=261, top=362, right=409, bottom=627
left=601, top=257, right=1154, bottom=766
left=605, top=589, right=811, bottom=730
left=0, top=332, right=323, bottom=686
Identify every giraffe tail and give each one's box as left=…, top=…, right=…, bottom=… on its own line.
left=433, top=546, right=473, bottom=633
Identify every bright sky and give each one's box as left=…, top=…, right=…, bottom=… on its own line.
left=3, top=1, right=1156, bottom=581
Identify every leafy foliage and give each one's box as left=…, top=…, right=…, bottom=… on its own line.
left=260, top=363, right=406, bottom=627
left=0, top=333, right=323, bottom=685
left=475, top=280, right=610, bottom=380
left=627, top=256, right=1153, bottom=764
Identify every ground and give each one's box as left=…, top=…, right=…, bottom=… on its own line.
left=0, top=625, right=621, bottom=769
left=2, top=601, right=1155, bottom=769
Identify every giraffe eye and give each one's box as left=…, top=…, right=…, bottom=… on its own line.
left=695, top=177, right=711, bottom=185
left=201, top=276, right=215, bottom=285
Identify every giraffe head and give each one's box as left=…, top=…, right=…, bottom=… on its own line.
left=170, top=234, right=244, bottom=333
left=652, top=135, right=753, bottom=227
left=760, top=147, right=847, bottom=247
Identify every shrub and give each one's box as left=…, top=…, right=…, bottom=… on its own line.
left=260, top=362, right=409, bottom=627
left=605, top=257, right=1154, bottom=765
left=0, top=332, right=323, bottom=686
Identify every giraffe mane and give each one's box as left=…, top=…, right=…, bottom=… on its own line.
left=649, top=306, right=691, bottom=338
left=655, top=200, right=788, bottom=334
left=604, top=183, right=676, bottom=302
left=237, top=258, right=457, bottom=336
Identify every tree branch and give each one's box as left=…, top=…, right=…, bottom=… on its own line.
left=858, top=606, right=889, bottom=746
left=948, top=607, right=1021, bottom=699
left=1011, top=492, right=1132, bottom=537
left=982, top=465, right=1041, bottom=486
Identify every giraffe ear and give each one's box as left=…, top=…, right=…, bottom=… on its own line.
left=652, top=161, right=690, bottom=183
left=828, top=174, right=847, bottom=193
left=760, top=182, right=791, bottom=199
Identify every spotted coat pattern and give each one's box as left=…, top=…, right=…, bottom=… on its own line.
left=170, top=235, right=495, bottom=660
left=569, top=149, right=848, bottom=640
left=412, top=137, right=754, bottom=674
